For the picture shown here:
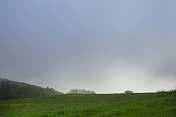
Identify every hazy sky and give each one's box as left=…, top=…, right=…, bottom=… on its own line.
left=0, top=0, right=176, bottom=93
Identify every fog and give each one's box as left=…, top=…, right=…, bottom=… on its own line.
left=0, top=0, right=176, bottom=93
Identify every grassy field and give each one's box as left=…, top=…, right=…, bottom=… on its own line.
left=0, top=91, right=176, bottom=117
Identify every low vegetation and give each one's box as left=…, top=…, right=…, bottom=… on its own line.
left=0, top=91, right=176, bottom=117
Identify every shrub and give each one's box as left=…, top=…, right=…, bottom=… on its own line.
left=124, top=90, right=133, bottom=94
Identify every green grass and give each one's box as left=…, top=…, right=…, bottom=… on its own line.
left=0, top=91, right=176, bottom=117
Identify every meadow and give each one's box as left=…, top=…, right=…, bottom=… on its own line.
left=0, top=91, right=176, bottom=117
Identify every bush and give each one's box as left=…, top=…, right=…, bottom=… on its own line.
left=124, top=90, right=133, bottom=94
left=67, top=89, right=96, bottom=94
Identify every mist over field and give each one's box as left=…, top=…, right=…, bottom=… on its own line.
left=0, top=0, right=176, bottom=93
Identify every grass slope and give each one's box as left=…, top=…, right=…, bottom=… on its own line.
left=0, top=91, right=176, bottom=117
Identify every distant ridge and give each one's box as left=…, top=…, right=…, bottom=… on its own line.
left=0, top=78, right=63, bottom=100
left=0, top=78, right=31, bottom=87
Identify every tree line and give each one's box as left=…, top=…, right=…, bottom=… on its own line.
left=0, top=80, right=96, bottom=100
left=0, top=81, right=62, bottom=100
left=67, top=89, right=96, bottom=94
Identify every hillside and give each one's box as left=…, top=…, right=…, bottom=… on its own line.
left=0, top=78, right=33, bottom=87
left=0, top=78, right=63, bottom=100
left=0, top=91, right=176, bottom=117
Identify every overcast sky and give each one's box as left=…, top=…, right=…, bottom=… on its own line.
left=0, top=0, right=176, bottom=93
